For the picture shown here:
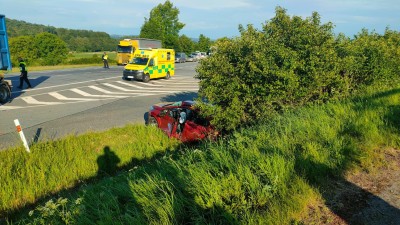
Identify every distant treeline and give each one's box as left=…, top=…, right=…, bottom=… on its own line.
left=6, top=18, right=119, bottom=52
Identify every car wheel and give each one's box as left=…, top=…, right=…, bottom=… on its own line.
left=148, top=116, right=158, bottom=127
left=165, top=71, right=171, bottom=80
left=143, top=73, right=150, bottom=83
left=0, top=84, right=11, bottom=104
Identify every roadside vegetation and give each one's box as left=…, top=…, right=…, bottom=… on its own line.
left=196, top=7, right=400, bottom=132
left=1, top=3, right=400, bottom=225
left=1, top=82, right=399, bottom=224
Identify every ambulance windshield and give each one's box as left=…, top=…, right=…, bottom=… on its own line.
left=130, top=57, right=149, bottom=65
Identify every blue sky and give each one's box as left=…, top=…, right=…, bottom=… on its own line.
left=1, top=0, right=399, bottom=39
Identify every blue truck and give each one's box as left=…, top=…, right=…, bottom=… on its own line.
left=0, top=14, right=12, bottom=103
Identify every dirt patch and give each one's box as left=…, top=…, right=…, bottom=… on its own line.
left=302, top=148, right=400, bottom=225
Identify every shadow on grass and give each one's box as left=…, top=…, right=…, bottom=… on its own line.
left=87, top=145, right=236, bottom=224
left=295, top=152, right=400, bottom=224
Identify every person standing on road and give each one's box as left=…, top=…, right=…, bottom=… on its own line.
left=102, top=52, right=109, bottom=69
left=17, top=57, right=32, bottom=89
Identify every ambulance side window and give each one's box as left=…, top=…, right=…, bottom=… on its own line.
left=149, top=59, right=154, bottom=66
left=167, top=52, right=171, bottom=60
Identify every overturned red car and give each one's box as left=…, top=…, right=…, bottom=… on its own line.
left=147, top=100, right=216, bottom=142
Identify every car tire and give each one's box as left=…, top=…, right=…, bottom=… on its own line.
left=143, top=73, right=150, bottom=83
left=148, top=116, right=158, bottom=126
left=165, top=71, right=171, bottom=80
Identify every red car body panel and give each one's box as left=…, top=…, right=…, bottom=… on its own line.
left=149, top=100, right=215, bottom=142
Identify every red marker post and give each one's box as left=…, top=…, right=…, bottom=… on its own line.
left=14, top=119, right=30, bottom=153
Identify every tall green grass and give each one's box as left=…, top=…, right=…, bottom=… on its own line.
left=3, top=85, right=400, bottom=224
left=0, top=124, right=179, bottom=219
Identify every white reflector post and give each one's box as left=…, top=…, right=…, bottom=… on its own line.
left=14, top=119, right=30, bottom=153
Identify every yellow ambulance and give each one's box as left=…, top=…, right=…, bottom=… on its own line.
left=123, top=48, right=175, bottom=82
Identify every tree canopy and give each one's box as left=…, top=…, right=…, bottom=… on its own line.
left=140, top=0, right=185, bottom=49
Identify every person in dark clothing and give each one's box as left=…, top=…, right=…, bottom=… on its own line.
left=102, top=52, right=109, bottom=68
left=18, top=57, right=32, bottom=89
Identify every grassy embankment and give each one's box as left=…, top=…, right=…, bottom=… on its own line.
left=1, top=83, right=399, bottom=224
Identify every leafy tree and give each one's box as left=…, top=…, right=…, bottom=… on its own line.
left=9, top=33, right=68, bottom=66
left=140, top=0, right=184, bottom=49
left=178, top=35, right=195, bottom=54
left=196, top=34, right=213, bottom=52
left=34, top=33, right=69, bottom=65
left=9, top=36, right=37, bottom=64
left=140, top=13, right=165, bottom=41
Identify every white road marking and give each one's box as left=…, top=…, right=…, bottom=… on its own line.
left=150, top=80, right=199, bottom=84
left=91, top=85, right=172, bottom=94
left=137, top=82, right=164, bottom=87
left=115, top=81, right=198, bottom=90
left=49, top=92, right=104, bottom=101
left=3, top=75, right=200, bottom=110
left=71, top=88, right=130, bottom=98
left=21, top=96, right=60, bottom=105
left=114, top=82, right=146, bottom=89
left=0, top=105, right=23, bottom=111
left=11, top=76, right=120, bottom=93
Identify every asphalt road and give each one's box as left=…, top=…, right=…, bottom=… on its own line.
left=0, top=62, right=199, bottom=150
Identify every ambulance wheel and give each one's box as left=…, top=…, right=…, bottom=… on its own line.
left=143, top=74, right=150, bottom=83
left=165, top=71, right=171, bottom=80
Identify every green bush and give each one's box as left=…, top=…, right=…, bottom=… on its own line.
left=196, top=7, right=343, bottom=131
left=9, top=33, right=68, bottom=66
left=196, top=7, right=400, bottom=132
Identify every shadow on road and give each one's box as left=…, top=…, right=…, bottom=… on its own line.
left=7, top=75, right=50, bottom=100
left=160, top=91, right=198, bottom=102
